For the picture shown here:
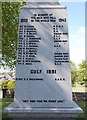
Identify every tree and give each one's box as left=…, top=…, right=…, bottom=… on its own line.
left=2, top=80, right=15, bottom=90
left=77, top=60, right=87, bottom=85
left=0, top=81, right=2, bottom=90
left=70, top=61, right=78, bottom=86
left=2, top=2, right=26, bottom=69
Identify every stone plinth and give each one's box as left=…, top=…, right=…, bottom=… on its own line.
left=4, top=101, right=83, bottom=120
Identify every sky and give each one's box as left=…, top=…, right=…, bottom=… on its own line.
left=60, top=1, right=85, bottom=65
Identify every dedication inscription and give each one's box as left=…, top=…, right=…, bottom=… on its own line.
left=15, top=6, right=72, bottom=108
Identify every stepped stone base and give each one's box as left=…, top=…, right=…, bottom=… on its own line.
left=4, top=101, right=83, bottom=120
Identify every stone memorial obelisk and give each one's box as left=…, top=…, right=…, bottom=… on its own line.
left=4, top=0, right=83, bottom=120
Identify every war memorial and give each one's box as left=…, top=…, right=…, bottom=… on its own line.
left=4, top=0, right=83, bottom=120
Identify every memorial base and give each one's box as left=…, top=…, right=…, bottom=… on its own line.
left=4, top=101, right=83, bottom=120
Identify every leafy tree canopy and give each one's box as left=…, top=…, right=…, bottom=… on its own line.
left=2, top=2, right=26, bottom=69
left=2, top=80, right=15, bottom=90
left=77, top=60, right=87, bottom=85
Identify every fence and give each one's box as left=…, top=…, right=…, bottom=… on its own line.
left=72, top=92, right=87, bottom=101
left=2, top=89, right=87, bottom=101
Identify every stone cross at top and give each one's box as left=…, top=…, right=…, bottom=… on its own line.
left=27, top=0, right=59, bottom=2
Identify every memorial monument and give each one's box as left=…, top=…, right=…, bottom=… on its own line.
left=4, top=0, right=83, bottom=120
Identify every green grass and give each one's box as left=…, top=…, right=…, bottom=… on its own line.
left=1, top=98, right=13, bottom=120
left=75, top=101, right=86, bottom=120
left=0, top=98, right=87, bottom=120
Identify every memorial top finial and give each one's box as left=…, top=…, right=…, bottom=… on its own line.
left=27, top=0, right=59, bottom=3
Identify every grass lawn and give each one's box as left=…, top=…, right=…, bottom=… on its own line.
left=0, top=98, right=86, bottom=120
left=1, top=98, right=13, bottom=120
left=75, top=101, right=86, bottom=120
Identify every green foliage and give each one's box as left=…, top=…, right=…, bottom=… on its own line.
left=70, top=61, right=78, bottom=86
left=2, top=80, right=15, bottom=90
left=0, top=81, right=2, bottom=90
left=70, top=60, right=87, bottom=86
left=77, top=60, right=87, bottom=85
left=2, top=2, right=26, bottom=69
